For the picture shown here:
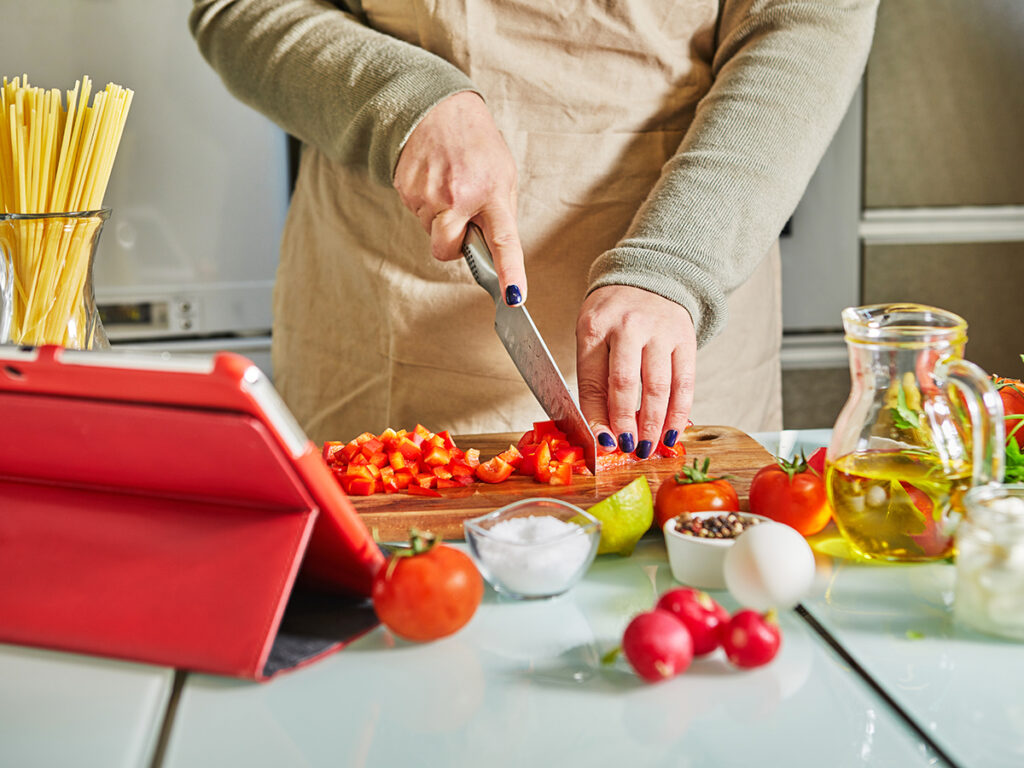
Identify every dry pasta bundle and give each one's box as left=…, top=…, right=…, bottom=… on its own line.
left=0, top=74, right=133, bottom=347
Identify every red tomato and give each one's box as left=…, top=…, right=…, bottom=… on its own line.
left=654, top=458, right=739, bottom=531
left=995, top=377, right=1024, bottom=449
left=748, top=453, right=831, bottom=536
left=372, top=530, right=483, bottom=642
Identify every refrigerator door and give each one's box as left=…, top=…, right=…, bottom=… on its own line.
left=0, top=1, right=288, bottom=340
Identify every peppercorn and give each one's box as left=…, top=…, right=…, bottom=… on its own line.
left=673, top=512, right=762, bottom=539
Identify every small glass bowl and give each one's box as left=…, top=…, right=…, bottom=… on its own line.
left=463, top=498, right=601, bottom=600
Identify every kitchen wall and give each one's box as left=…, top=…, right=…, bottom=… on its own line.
left=781, top=0, right=1024, bottom=429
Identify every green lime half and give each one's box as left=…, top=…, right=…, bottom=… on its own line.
left=582, top=476, right=654, bottom=556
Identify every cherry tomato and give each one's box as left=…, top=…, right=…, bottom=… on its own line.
left=655, top=588, right=729, bottom=656
left=722, top=609, right=781, bottom=669
left=621, top=609, right=694, bottom=682
left=995, top=377, right=1024, bottom=449
left=748, top=453, right=831, bottom=536
left=654, top=458, right=739, bottom=531
left=372, top=529, right=483, bottom=642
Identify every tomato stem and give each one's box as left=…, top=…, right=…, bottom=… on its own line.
left=674, top=457, right=732, bottom=485
left=383, top=527, right=441, bottom=580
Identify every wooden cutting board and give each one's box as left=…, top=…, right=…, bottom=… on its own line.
left=351, top=425, right=775, bottom=541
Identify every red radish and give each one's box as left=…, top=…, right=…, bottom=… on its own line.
left=722, top=609, right=781, bottom=669
left=621, top=610, right=694, bottom=682
left=655, top=588, right=729, bottom=656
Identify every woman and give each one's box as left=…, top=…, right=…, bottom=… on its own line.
left=191, top=0, right=877, bottom=453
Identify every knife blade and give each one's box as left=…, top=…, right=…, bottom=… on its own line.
left=462, top=223, right=597, bottom=473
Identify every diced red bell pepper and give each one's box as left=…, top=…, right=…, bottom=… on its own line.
left=395, top=436, right=423, bottom=461
left=322, top=441, right=345, bottom=463
left=421, top=443, right=451, bottom=467
left=411, top=424, right=432, bottom=446
left=553, top=445, right=583, bottom=464
left=435, top=429, right=458, bottom=450
left=343, top=476, right=376, bottom=496
left=655, top=442, right=687, bottom=459
left=415, top=472, right=438, bottom=489
left=548, top=461, right=572, bottom=486
left=497, top=444, right=523, bottom=469
left=406, top=485, right=442, bottom=497
left=380, top=466, right=399, bottom=494
left=394, top=469, right=414, bottom=489
left=463, top=448, right=480, bottom=468
left=436, top=478, right=461, bottom=489
left=531, top=420, right=565, bottom=441
left=359, top=437, right=385, bottom=459
left=535, top=461, right=553, bottom=483
left=349, top=452, right=369, bottom=467
left=379, top=427, right=399, bottom=449
left=520, top=441, right=551, bottom=477
left=476, top=456, right=515, bottom=484
left=449, top=461, right=476, bottom=478
left=388, top=451, right=407, bottom=471
left=516, top=429, right=536, bottom=450
left=368, top=450, right=389, bottom=468
left=432, top=465, right=453, bottom=480
left=353, top=431, right=376, bottom=446
left=340, top=441, right=361, bottom=462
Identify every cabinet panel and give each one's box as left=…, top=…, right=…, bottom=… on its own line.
left=862, top=241, right=1024, bottom=376
left=865, top=0, right=1024, bottom=208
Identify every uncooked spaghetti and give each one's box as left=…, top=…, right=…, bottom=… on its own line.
left=0, top=74, right=133, bottom=346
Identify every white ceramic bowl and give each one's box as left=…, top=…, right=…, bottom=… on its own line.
left=662, top=511, right=772, bottom=590
left=464, top=498, right=600, bottom=600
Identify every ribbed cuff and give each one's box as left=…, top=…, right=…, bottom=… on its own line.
left=587, top=247, right=727, bottom=348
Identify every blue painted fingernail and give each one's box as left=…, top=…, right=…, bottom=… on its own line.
left=618, top=433, right=635, bottom=454
left=505, top=284, right=523, bottom=306
left=598, top=432, right=616, bottom=449
left=663, top=429, right=678, bottom=448
left=636, top=440, right=653, bottom=459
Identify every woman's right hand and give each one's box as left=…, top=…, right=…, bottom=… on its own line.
left=393, top=91, right=527, bottom=306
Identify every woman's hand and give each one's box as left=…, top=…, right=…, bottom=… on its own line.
left=393, top=91, right=527, bottom=306
left=576, top=286, right=696, bottom=458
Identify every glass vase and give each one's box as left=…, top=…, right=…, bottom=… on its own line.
left=0, top=209, right=110, bottom=349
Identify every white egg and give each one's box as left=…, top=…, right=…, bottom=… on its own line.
left=723, top=522, right=815, bottom=611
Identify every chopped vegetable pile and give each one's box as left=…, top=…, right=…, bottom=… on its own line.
left=322, top=420, right=687, bottom=497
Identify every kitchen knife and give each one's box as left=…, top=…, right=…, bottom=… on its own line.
left=462, top=222, right=597, bottom=473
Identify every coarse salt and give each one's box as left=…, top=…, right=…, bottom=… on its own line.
left=474, top=515, right=594, bottom=597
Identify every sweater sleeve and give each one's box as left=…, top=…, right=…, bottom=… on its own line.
left=189, top=0, right=478, bottom=186
left=586, top=0, right=878, bottom=347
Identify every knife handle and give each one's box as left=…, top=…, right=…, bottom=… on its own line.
left=461, top=223, right=503, bottom=305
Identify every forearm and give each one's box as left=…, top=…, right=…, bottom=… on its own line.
left=587, top=0, right=878, bottom=346
left=189, top=0, right=477, bottom=185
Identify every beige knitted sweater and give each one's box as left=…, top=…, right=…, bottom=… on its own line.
left=190, top=0, right=877, bottom=346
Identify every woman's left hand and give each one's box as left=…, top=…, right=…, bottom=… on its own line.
left=576, top=286, right=696, bottom=458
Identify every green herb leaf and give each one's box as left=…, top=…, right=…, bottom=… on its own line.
left=891, top=385, right=921, bottom=430
left=905, top=630, right=925, bottom=640
left=1004, top=435, right=1024, bottom=483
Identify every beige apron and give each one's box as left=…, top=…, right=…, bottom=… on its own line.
left=274, top=0, right=783, bottom=445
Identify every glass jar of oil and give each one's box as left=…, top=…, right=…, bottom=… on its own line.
left=825, top=304, right=1005, bottom=562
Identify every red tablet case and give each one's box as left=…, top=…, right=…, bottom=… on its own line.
left=0, top=346, right=385, bottom=680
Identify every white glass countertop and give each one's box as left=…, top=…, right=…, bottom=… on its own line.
left=163, top=534, right=943, bottom=768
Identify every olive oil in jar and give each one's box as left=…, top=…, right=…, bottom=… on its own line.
left=826, top=451, right=971, bottom=561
